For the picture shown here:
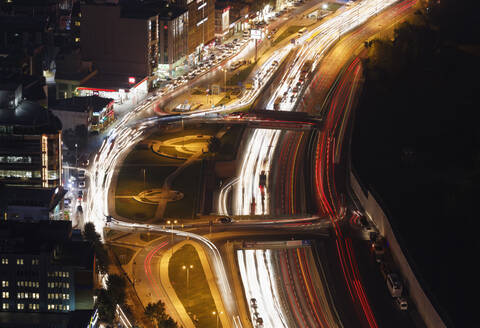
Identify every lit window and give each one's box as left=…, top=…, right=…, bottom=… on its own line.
left=16, top=259, right=24, bottom=265
left=2, top=303, right=8, bottom=310
left=32, top=259, right=39, bottom=265
left=75, top=37, right=80, bottom=42
left=75, top=21, right=80, bottom=26
left=66, top=304, right=70, bottom=311
left=17, top=303, right=24, bottom=310
left=2, top=292, right=9, bottom=298
left=1, top=258, right=7, bottom=265
left=1, top=281, right=8, bottom=287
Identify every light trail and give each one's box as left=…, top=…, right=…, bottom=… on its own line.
left=108, top=219, right=242, bottom=328
left=84, top=1, right=413, bottom=327
left=237, top=249, right=289, bottom=328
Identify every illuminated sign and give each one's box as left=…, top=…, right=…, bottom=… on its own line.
left=128, top=77, right=136, bottom=84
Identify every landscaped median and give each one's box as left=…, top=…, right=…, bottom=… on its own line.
left=159, top=241, right=229, bottom=328
left=114, top=123, right=245, bottom=221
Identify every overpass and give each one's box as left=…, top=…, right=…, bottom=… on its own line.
left=190, top=109, right=323, bottom=131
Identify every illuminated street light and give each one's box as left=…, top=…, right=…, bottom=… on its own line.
left=322, top=3, right=328, bottom=10
left=166, top=220, right=178, bottom=256
left=182, top=264, right=194, bottom=306
left=212, top=310, right=223, bottom=328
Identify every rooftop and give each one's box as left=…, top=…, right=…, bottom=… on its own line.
left=0, top=184, right=67, bottom=211
left=79, top=72, right=146, bottom=91
left=50, top=95, right=113, bottom=113
left=0, top=100, right=62, bottom=133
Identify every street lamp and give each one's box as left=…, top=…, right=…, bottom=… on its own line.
left=182, top=264, right=194, bottom=306
left=212, top=311, right=223, bottom=328
left=75, top=143, right=78, bottom=171
left=222, top=68, right=227, bottom=94
left=166, top=220, right=178, bottom=256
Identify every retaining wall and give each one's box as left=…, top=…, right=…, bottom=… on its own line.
left=350, top=170, right=447, bottom=328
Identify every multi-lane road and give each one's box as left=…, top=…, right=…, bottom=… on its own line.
left=84, top=0, right=424, bottom=327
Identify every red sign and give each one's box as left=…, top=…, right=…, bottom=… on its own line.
left=128, top=77, right=136, bottom=84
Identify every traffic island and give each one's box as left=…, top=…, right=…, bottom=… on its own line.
left=168, top=244, right=223, bottom=328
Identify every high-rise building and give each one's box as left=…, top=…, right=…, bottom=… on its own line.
left=81, top=0, right=188, bottom=80
left=177, top=0, right=216, bottom=65
left=0, top=220, right=94, bottom=316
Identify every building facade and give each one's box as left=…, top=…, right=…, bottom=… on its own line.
left=0, top=84, right=62, bottom=188
left=181, top=0, right=216, bottom=64
left=81, top=1, right=188, bottom=80
left=0, top=221, right=94, bottom=315
left=50, top=95, right=114, bottom=132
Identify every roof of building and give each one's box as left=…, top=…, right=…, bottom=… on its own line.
left=0, top=100, right=62, bottom=133
left=0, top=185, right=66, bottom=211
left=79, top=72, right=146, bottom=91
left=0, top=220, right=72, bottom=254
left=50, top=96, right=113, bottom=113
left=0, top=15, right=47, bottom=33
left=120, top=0, right=187, bottom=20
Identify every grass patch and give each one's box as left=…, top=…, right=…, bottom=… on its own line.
left=140, top=232, right=162, bottom=243
left=169, top=245, right=222, bottom=328
left=227, top=63, right=255, bottom=86
left=273, top=25, right=303, bottom=45
left=110, top=245, right=135, bottom=265
left=163, top=161, right=202, bottom=219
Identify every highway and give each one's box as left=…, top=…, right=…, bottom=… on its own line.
left=84, top=0, right=422, bottom=327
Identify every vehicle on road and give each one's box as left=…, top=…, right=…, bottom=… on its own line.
left=78, top=181, right=86, bottom=189
left=78, top=170, right=85, bottom=180
left=77, top=205, right=83, bottom=213
left=218, top=217, right=233, bottom=224
left=395, top=297, right=408, bottom=311
left=386, top=273, right=403, bottom=297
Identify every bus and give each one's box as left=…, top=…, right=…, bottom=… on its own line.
left=298, top=27, right=307, bottom=34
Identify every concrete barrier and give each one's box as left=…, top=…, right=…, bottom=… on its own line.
left=350, top=170, right=447, bottom=328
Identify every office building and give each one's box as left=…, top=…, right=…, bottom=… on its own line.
left=81, top=0, right=188, bottom=81
left=0, top=81, right=62, bottom=188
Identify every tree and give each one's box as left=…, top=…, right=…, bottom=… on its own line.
left=106, top=274, right=126, bottom=305
left=145, top=301, right=178, bottom=328
left=207, top=136, right=221, bottom=154
left=95, top=288, right=115, bottom=324
left=83, top=222, right=109, bottom=274
left=158, top=317, right=178, bottom=328
left=145, top=301, right=165, bottom=326
left=84, top=222, right=101, bottom=244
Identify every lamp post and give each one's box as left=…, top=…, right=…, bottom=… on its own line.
left=212, top=311, right=222, bottom=328
left=182, top=264, right=194, bottom=306
left=166, top=220, right=178, bottom=256
left=75, top=143, right=78, bottom=171
left=223, top=68, right=227, bottom=94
